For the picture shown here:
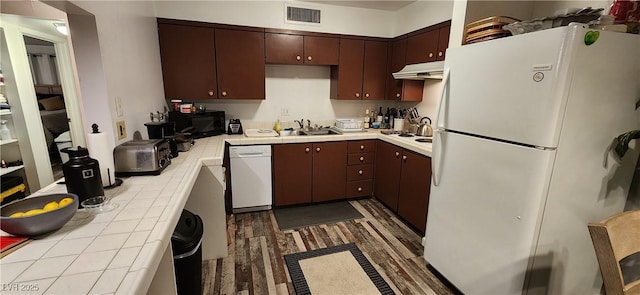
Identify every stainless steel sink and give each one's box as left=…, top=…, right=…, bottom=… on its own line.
left=298, top=128, right=342, bottom=136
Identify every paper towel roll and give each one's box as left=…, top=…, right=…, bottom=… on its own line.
left=86, top=130, right=116, bottom=187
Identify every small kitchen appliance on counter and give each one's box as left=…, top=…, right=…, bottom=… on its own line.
left=113, top=139, right=171, bottom=176
left=61, top=146, right=104, bottom=207
left=227, top=119, right=243, bottom=135
left=168, top=110, right=225, bottom=139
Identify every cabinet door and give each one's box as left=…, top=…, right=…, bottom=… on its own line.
left=303, top=36, right=339, bottom=65
left=333, top=38, right=364, bottom=100
left=312, top=141, right=347, bottom=202
left=362, top=40, right=388, bottom=100
left=386, top=39, right=424, bottom=102
left=397, top=150, right=432, bottom=234
left=374, top=141, right=402, bottom=211
left=215, top=29, right=265, bottom=99
left=265, top=33, right=304, bottom=64
left=158, top=23, right=217, bottom=100
left=387, top=38, right=406, bottom=101
left=273, top=144, right=313, bottom=206
left=406, top=29, right=439, bottom=64
left=436, top=25, right=450, bottom=61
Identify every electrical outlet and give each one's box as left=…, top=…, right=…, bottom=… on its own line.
left=280, top=108, right=289, bottom=116
left=114, top=96, right=123, bottom=117
left=116, top=120, right=126, bottom=140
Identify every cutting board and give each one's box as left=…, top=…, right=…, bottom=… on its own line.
left=244, top=129, right=279, bottom=137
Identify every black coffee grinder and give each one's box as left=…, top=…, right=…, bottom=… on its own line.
left=61, top=146, right=104, bottom=208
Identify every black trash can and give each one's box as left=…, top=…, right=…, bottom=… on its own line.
left=172, top=209, right=204, bottom=295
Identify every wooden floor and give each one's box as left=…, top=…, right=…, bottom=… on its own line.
left=202, top=198, right=456, bottom=295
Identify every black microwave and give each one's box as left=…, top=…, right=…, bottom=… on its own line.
left=168, top=110, right=225, bottom=138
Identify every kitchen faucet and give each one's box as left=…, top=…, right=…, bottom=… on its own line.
left=294, top=119, right=304, bottom=129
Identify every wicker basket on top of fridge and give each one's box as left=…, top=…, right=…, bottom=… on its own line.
left=464, top=16, right=520, bottom=44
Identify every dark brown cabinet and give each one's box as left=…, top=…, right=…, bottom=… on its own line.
left=158, top=19, right=265, bottom=100
left=273, top=141, right=347, bottom=206
left=331, top=38, right=388, bottom=100
left=346, top=140, right=376, bottom=199
left=215, top=28, right=265, bottom=99
left=436, top=25, right=450, bottom=61
left=265, top=32, right=339, bottom=65
left=397, top=150, right=432, bottom=234
left=158, top=22, right=218, bottom=100
left=406, top=29, right=439, bottom=64
left=386, top=38, right=424, bottom=102
left=313, top=141, right=348, bottom=202
left=273, top=143, right=313, bottom=206
left=374, top=140, right=431, bottom=234
left=374, top=141, right=403, bottom=211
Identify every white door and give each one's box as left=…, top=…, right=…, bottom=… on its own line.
left=425, top=131, right=555, bottom=295
left=442, top=27, right=576, bottom=148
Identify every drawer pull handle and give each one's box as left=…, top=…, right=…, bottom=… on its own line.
left=305, top=147, right=310, bottom=153
left=360, top=145, right=365, bottom=150
left=395, top=152, right=400, bottom=157
left=355, top=93, right=360, bottom=98
left=208, top=90, right=214, bottom=96
left=365, top=93, right=370, bottom=98
left=221, top=91, right=228, bottom=97
left=359, top=156, right=364, bottom=162
left=316, top=147, right=321, bottom=152
left=358, top=170, right=363, bottom=175
left=402, top=155, right=407, bottom=161
left=296, top=55, right=301, bottom=61
left=357, top=187, right=363, bottom=192
left=438, top=51, right=443, bottom=57
left=429, top=52, right=434, bottom=58
left=307, top=56, right=312, bottom=61
left=396, top=93, right=401, bottom=98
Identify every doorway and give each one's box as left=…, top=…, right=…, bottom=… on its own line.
left=24, top=36, right=70, bottom=180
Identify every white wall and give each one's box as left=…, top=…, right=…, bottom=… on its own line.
left=155, top=0, right=396, bottom=37
left=70, top=1, right=166, bottom=143
left=393, top=0, right=454, bottom=35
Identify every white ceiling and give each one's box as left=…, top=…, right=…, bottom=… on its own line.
left=299, top=0, right=416, bottom=11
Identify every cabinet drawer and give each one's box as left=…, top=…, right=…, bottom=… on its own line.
left=348, top=152, right=375, bottom=165
left=348, top=140, right=376, bottom=153
left=346, top=180, right=373, bottom=198
left=347, top=164, right=374, bottom=181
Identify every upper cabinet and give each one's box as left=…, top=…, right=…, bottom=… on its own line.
left=158, top=19, right=266, bottom=100
left=215, top=27, right=265, bottom=99
left=158, top=22, right=217, bottom=100
left=406, top=21, right=451, bottom=64
left=387, top=20, right=451, bottom=101
left=331, top=38, right=388, bottom=100
left=265, top=30, right=339, bottom=65
left=158, top=18, right=450, bottom=101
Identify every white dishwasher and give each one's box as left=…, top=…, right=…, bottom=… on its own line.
left=229, top=145, right=272, bottom=213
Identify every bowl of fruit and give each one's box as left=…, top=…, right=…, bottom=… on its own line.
left=0, top=193, right=78, bottom=237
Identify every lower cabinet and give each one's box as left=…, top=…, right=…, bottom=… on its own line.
left=346, top=140, right=376, bottom=199
left=374, top=140, right=432, bottom=234
left=273, top=141, right=347, bottom=206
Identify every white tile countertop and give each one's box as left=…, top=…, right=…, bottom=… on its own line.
left=0, top=129, right=430, bottom=294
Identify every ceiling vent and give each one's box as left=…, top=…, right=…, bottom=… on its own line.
left=285, top=4, right=321, bottom=25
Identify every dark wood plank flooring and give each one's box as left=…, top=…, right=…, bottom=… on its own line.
left=202, top=198, right=455, bottom=295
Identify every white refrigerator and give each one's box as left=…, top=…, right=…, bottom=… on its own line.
left=424, top=26, right=640, bottom=295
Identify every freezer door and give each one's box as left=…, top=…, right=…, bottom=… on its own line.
left=425, top=131, right=554, bottom=294
left=441, top=27, right=574, bottom=148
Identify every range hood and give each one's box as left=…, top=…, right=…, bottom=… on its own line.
left=392, top=61, right=445, bottom=80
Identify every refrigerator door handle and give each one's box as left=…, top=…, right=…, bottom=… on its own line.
left=432, top=128, right=443, bottom=187
left=435, top=67, right=451, bottom=130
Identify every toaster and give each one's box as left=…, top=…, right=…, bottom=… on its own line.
left=114, top=139, right=171, bottom=176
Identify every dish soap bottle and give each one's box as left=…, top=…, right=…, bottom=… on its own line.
left=274, top=120, right=282, bottom=133
left=0, top=120, right=11, bottom=140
